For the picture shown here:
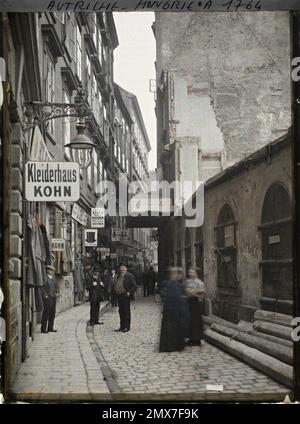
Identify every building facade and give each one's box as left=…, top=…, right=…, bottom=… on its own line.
left=1, top=11, right=153, bottom=389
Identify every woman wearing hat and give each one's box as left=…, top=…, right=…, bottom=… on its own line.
left=41, top=264, right=59, bottom=333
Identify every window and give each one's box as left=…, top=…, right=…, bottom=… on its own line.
left=98, top=29, right=102, bottom=65
left=99, top=160, right=103, bottom=180
left=92, top=14, right=97, bottom=47
left=87, top=162, right=92, bottom=187
left=54, top=12, right=65, bottom=24
left=103, top=45, right=107, bottom=65
left=93, top=149, right=98, bottom=189
left=44, top=52, right=55, bottom=135
left=67, top=14, right=76, bottom=61
left=91, top=73, right=97, bottom=107
left=76, top=24, right=82, bottom=80
left=63, top=90, right=71, bottom=160
left=86, top=55, right=91, bottom=105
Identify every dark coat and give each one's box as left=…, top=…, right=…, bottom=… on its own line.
left=159, top=279, right=188, bottom=352
left=42, top=275, right=59, bottom=299
left=85, top=270, right=104, bottom=303
left=87, top=279, right=105, bottom=303
left=120, top=272, right=137, bottom=296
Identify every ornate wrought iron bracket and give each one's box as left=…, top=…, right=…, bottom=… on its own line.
left=22, top=84, right=92, bottom=133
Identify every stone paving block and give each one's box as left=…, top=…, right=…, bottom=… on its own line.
left=11, top=297, right=290, bottom=401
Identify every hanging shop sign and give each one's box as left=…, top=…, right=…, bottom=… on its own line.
left=56, top=201, right=73, bottom=214
left=25, top=161, right=80, bottom=202
left=85, top=229, right=98, bottom=247
left=99, top=248, right=111, bottom=257
left=110, top=253, right=117, bottom=259
left=91, top=208, right=105, bottom=228
left=111, top=228, right=129, bottom=242
left=72, top=203, right=89, bottom=226
left=50, top=239, right=66, bottom=251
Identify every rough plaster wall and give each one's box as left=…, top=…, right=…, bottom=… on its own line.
left=155, top=12, right=291, bottom=165
left=203, top=146, right=292, bottom=308
left=174, top=77, right=224, bottom=152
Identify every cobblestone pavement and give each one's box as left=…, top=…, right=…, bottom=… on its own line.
left=93, top=295, right=290, bottom=401
left=11, top=304, right=110, bottom=401
left=11, top=295, right=291, bottom=402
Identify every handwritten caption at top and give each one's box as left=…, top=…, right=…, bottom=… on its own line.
left=46, top=0, right=262, bottom=12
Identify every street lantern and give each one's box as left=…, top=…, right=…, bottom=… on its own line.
left=65, top=120, right=96, bottom=168
left=22, top=83, right=95, bottom=168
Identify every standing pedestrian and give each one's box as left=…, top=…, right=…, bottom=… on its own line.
left=184, top=267, right=205, bottom=346
left=159, top=267, right=187, bottom=352
left=114, top=264, right=137, bottom=333
left=147, top=266, right=157, bottom=295
left=86, top=269, right=105, bottom=326
left=41, top=264, right=59, bottom=333
left=110, top=268, right=118, bottom=307
left=102, top=268, right=111, bottom=301
left=142, top=268, right=150, bottom=297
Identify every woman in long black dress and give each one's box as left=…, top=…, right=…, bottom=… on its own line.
left=184, top=267, right=205, bottom=346
left=159, top=267, right=187, bottom=352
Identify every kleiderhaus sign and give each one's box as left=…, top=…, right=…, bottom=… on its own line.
left=25, top=162, right=80, bottom=202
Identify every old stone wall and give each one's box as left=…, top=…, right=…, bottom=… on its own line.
left=203, top=142, right=292, bottom=319
left=155, top=11, right=291, bottom=166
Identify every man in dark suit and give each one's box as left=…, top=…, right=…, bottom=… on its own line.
left=41, top=264, right=58, bottom=333
left=86, top=269, right=105, bottom=326
left=115, top=264, right=137, bottom=333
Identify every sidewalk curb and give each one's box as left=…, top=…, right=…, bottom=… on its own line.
left=86, top=303, right=122, bottom=396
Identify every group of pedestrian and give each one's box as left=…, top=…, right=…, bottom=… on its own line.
left=85, top=263, right=137, bottom=333
left=159, top=266, right=205, bottom=352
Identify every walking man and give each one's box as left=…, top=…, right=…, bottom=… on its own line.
left=41, top=264, right=58, bottom=333
left=115, top=264, right=137, bottom=333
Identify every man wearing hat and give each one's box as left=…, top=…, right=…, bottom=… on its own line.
left=41, top=264, right=59, bottom=333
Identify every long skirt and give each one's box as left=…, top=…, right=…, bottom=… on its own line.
left=159, top=309, right=185, bottom=352
left=187, top=298, right=203, bottom=342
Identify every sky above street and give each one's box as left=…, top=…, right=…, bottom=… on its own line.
left=113, top=12, right=157, bottom=172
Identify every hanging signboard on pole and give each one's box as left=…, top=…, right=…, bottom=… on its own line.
left=85, top=229, right=98, bottom=247
left=25, top=162, right=80, bottom=202
left=111, top=229, right=129, bottom=242
left=50, top=239, right=65, bottom=251
left=91, top=208, right=105, bottom=228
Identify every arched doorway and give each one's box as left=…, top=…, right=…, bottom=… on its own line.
left=184, top=228, right=192, bottom=276
left=214, top=204, right=240, bottom=322
left=216, top=204, right=238, bottom=289
left=260, top=183, right=292, bottom=315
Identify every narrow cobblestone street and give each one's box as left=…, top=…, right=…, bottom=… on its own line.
left=11, top=294, right=290, bottom=402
